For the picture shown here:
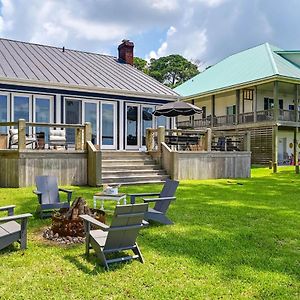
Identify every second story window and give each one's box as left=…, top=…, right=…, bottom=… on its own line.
left=202, top=106, right=206, bottom=118
left=226, top=105, right=236, bottom=115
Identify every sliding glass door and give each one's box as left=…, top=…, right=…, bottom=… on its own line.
left=83, top=101, right=98, bottom=145
left=101, top=102, right=117, bottom=149
left=65, top=99, right=81, bottom=144
left=125, top=103, right=155, bottom=149
left=34, top=96, right=52, bottom=142
left=13, top=95, right=31, bottom=134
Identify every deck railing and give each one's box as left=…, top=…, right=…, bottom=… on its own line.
left=0, top=119, right=91, bottom=151
left=177, top=108, right=300, bottom=128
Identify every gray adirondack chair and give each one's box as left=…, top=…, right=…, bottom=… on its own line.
left=33, top=176, right=72, bottom=218
left=80, top=203, right=148, bottom=270
left=129, top=178, right=179, bottom=225
left=0, top=205, right=32, bottom=251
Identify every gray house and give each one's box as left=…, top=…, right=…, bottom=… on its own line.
left=0, top=38, right=178, bottom=150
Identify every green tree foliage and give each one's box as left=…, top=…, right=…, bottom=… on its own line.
left=133, top=57, right=148, bottom=74
left=134, top=54, right=199, bottom=88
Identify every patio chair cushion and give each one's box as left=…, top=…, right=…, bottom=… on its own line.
left=9, top=129, right=18, bottom=144
left=50, top=129, right=66, bottom=137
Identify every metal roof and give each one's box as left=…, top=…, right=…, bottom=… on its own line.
left=0, top=38, right=178, bottom=97
left=174, top=43, right=300, bottom=97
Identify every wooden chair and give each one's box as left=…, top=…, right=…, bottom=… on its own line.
left=33, top=176, right=72, bottom=218
left=80, top=203, right=148, bottom=270
left=0, top=205, right=32, bottom=251
left=129, top=178, right=179, bottom=225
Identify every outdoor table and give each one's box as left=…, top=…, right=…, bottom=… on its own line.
left=93, top=192, right=127, bottom=210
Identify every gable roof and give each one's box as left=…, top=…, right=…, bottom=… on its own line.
left=0, top=38, right=178, bottom=98
left=174, top=43, right=300, bottom=97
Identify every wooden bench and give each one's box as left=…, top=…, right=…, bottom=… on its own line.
left=0, top=205, right=32, bottom=250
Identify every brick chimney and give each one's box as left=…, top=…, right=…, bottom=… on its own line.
left=118, top=39, right=134, bottom=65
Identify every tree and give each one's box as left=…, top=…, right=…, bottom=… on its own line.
left=148, top=54, right=199, bottom=88
left=133, top=57, right=148, bottom=74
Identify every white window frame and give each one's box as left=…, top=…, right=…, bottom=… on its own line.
left=33, top=94, right=54, bottom=125
left=125, top=103, right=141, bottom=150
left=100, top=101, right=117, bottom=150
left=141, top=104, right=155, bottom=146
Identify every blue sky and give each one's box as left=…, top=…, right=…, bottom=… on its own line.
left=0, top=0, right=300, bottom=67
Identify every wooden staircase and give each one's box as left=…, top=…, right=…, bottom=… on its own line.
left=101, top=151, right=169, bottom=185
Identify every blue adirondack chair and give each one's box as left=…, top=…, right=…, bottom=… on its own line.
left=80, top=203, right=148, bottom=270
left=0, top=205, right=32, bottom=251
left=129, top=179, right=179, bottom=225
left=33, top=176, right=72, bottom=218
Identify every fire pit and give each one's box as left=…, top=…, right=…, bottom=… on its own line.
left=43, top=197, right=105, bottom=244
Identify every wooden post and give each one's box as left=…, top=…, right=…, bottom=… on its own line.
left=18, top=119, right=26, bottom=150
left=272, top=125, right=278, bottom=173
left=235, top=89, right=240, bottom=124
left=205, top=128, right=212, bottom=151
left=211, top=95, right=215, bottom=127
left=294, top=84, right=299, bottom=174
left=87, top=141, right=101, bottom=186
left=294, top=128, right=299, bottom=174
left=146, top=128, right=153, bottom=151
left=75, top=128, right=83, bottom=150
left=273, top=81, right=279, bottom=121
left=157, top=126, right=165, bottom=153
left=84, top=122, right=92, bottom=150
left=244, top=131, right=251, bottom=151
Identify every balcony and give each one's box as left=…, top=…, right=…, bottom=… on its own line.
left=177, top=109, right=299, bottom=129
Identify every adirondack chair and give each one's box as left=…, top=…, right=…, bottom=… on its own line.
left=0, top=205, right=32, bottom=251
left=33, top=176, right=72, bottom=218
left=80, top=203, right=148, bottom=270
left=129, top=178, right=179, bottom=225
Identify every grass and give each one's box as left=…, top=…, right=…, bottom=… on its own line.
left=0, top=167, right=299, bottom=299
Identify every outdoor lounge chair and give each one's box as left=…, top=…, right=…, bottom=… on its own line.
left=33, top=175, right=72, bottom=218
left=8, top=128, right=37, bottom=149
left=129, top=178, right=179, bottom=225
left=48, top=128, right=67, bottom=149
left=80, top=203, right=148, bottom=270
left=0, top=205, right=32, bottom=251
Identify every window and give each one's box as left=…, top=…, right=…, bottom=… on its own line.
left=226, top=105, right=236, bottom=115
left=35, top=97, right=51, bottom=142
left=289, top=105, right=294, bottom=111
left=243, top=89, right=254, bottom=100
left=0, top=95, right=8, bottom=134
left=264, top=98, right=274, bottom=110
left=202, top=106, right=206, bottom=119
left=279, top=99, right=283, bottom=110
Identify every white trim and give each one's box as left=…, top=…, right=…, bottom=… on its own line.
left=100, top=101, right=117, bottom=150
left=119, top=100, right=124, bottom=150
left=0, top=92, right=10, bottom=134
left=55, top=94, right=61, bottom=124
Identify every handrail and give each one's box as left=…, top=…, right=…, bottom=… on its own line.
left=0, top=121, right=85, bottom=128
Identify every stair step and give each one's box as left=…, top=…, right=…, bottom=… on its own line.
left=102, top=170, right=167, bottom=176
left=102, top=174, right=170, bottom=184
left=102, top=165, right=160, bottom=170
left=102, top=160, right=155, bottom=167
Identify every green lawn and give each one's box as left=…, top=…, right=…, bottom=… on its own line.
left=0, top=167, right=299, bottom=299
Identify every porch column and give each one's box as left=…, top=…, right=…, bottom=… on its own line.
left=211, top=95, right=215, bottom=127
left=18, top=119, right=26, bottom=150
left=235, top=89, right=240, bottom=124
left=294, top=84, right=299, bottom=123
left=272, top=125, right=278, bottom=173
left=273, top=81, right=279, bottom=121
left=294, top=84, right=299, bottom=173
left=253, top=87, right=257, bottom=123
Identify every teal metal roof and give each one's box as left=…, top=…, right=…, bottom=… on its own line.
left=175, top=43, right=300, bottom=97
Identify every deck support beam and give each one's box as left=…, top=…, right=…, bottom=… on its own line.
left=272, top=125, right=278, bottom=173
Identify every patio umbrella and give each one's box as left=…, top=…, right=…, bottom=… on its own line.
left=153, top=101, right=202, bottom=117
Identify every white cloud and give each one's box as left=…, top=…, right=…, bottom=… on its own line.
left=0, top=0, right=299, bottom=66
